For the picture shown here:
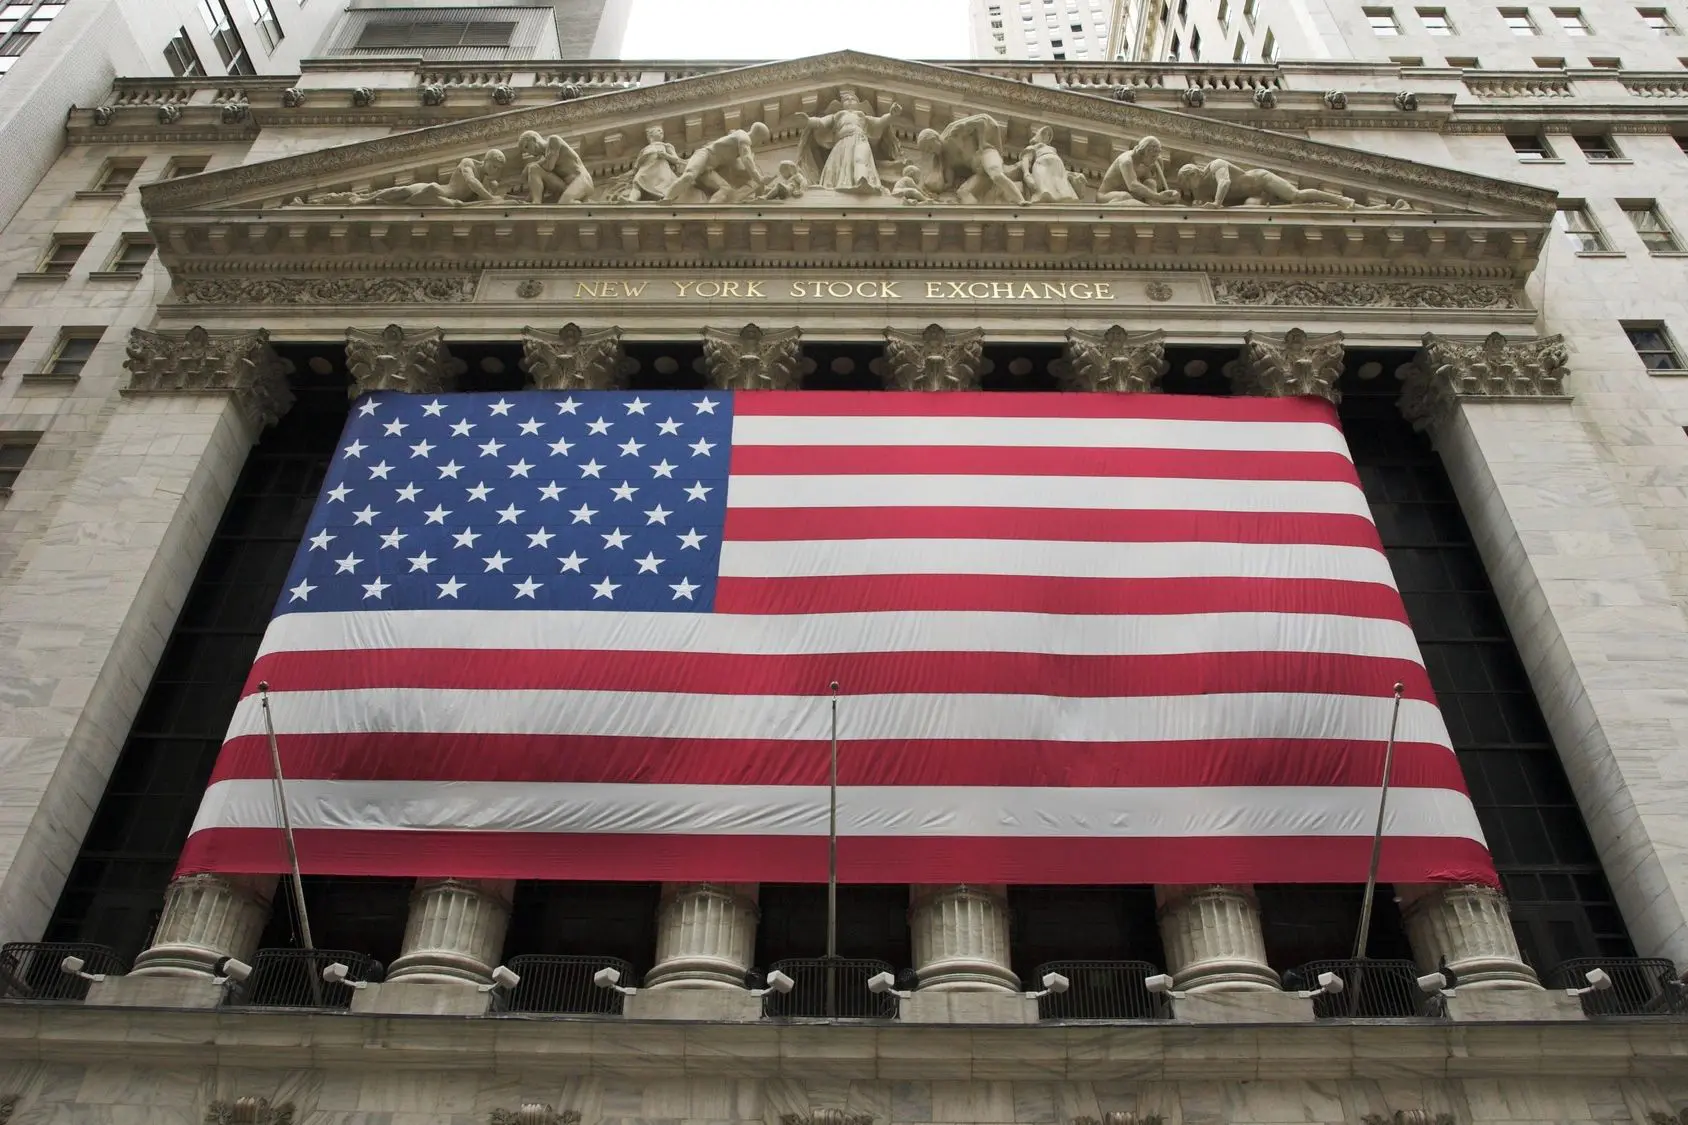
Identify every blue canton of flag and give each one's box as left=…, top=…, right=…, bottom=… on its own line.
left=281, top=390, right=735, bottom=614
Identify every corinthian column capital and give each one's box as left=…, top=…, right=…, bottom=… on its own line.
left=1398, top=331, right=1572, bottom=431
left=345, top=324, right=459, bottom=397
left=1063, top=326, right=1168, bottom=393
left=702, top=323, right=803, bottom=390
left=885, top=324, right=985, bottom=391
left=520, top=323, right=624, bottom=390
left=1225, top=328, right=1345, bottom=402
left=123, top=326, right=295, bottom=431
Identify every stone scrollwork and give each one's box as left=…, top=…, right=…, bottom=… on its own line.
left=1397, top=331, right=1571, bottom=430
left=124, top=326, right=295, bottom=431
left=1225, top=328, right=1346, bottom=402
left=521, top=324, right=624, bottom=390
left=179, top=276, right=479, bottom=305
left=1211, top=278, right=1521, bottom=310
left=885, top=324, right=986, bottom=392
left=1362, top=1113, right=1455, bottom=1125
left=1072, top=1114, right=1165, bottom=1125
left=1, top=1095, right=16, bottom=1125
left=205, top=1099, right=294, bottom=1125
left=779, top=1112, right=874, bottom=1125
left=346, top=324, right=460, bottom=397
left=488, top=1106, right=581, bottom=1125
left=703, top=324, right=803, bottom=390
left=1064, top=326, right=1169, bottom=393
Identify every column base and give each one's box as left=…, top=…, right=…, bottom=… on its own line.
left=1170, top=991, right=1316, bottom=1023
left=129, top=874, right=275, bottom=979
left=1399, top=884, right=1541, bottom=991
left=385, top=878, right=513, bottom=987
left=624, top=988, right=764, bottom=1021
left=642, top=883, right=758, bottom=990
left=84, top=975, right=227, bottom=1009
left=898, top=991, right=1039, bottom=1023
left=1442, top=989, right=1585, bottom=1022
left=909, top=885, right=1020, bottom=993
left=1156, top=885, right=1280, bottom=993
left=350, top=981, right=495, bottom=1016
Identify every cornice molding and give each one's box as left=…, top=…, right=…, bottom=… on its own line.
left=1398, top=330, right=1572, bottom=429
left=1212, top=278, right=1523, bottom=309
left=122, top=326, right=294, bottom=431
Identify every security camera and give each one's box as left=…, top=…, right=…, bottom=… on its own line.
left=60, top=955, right=106, bottom=983
left=1416, top=971, right=1450, bottom=995
left=1295, top=971, right=1344, bottom=999
left=1143, top=973, right=1174, bottom=994
left=491, top=964, right=520, bottom=990
left=593, top=966, right=636, bottom=996
left=750, top=969, right=795, bottom=997
left=321, top=961, right=367, bottom=989
left=213, top=956, right=253, bottom=984
left=1040, top=972, right=1070, bottom=995
left=1568, top=967, right=1613, bottom=997
left=867, top=970, right=913, bottom=999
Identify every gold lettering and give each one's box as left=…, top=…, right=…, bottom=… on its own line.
left=674, top=280, right=695, bottom=298
left=621, top=282, right=648, bottom=298
left=824, top=281, right=850, bottom=298
left=881, top=281, right=900, bottom=299
left=696, top=280, right=722, bottom=298
left=969, top=282, right=992, bottom=299
left=948, top=282, right=970, bottom=298
left=722, top=281, right=742, bottom=298
left=746, top=281, right=765, bottom=297
left=1042, top=283, right=1067, bottom=300
left=1095, top=282, right=1114, bottom=300
left=791, top=282, right=808, bottom=298
left=992, top=281, right=1015, bottom=299
left=1019, top=283, right=1041, bottom=300
left=929, top=282, right=946, bottom=298
left=854, top=282, right=876, bottom=297
left=575, top=281, right=601, bottom=298
left=1069, top=282, right=1094, bottom=299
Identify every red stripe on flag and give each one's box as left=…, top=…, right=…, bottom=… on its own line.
left=729, top=444, right=1362, bottom=482
left=177, top=827, right=1498, bottom=886
left=730, top=390, right=1342, bottom=424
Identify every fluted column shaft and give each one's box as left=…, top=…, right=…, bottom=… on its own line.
left=1398, top=883, right=1540, bottom=989
left=909, top=884, right=1019, bottom=992
left=130, top=874, right=276, bottom=977
left=1156, top=884, right=1279, bottom=992
left=385, top=878, right=514, bottom=986
left=643, top=883, right=759, bottom=989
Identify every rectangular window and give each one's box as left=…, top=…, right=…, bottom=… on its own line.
left=1501, top=7, right=1538, bottom=33
left=1367, top=6, right=1402, bottom=33
left=1446, top=54, right=1481, bottom=65
left=165, top=156, right=209, bottom=178
left=1625, top=323, right=1685, bottom=370
left=1624, top=202, right=1681, bottom=251
left=1191, top=27, right=1202, bottom=56
left=1177, top=0, right=1188, bottom=19
left=46, top=330, right=101, bottom=378
left=1588, top=54, right=1621, bottom=65
left=1218, top=0, right=1231, bottom=25
left=1509, top=132, right=1554, bottom=159
left=1392, top=53, right=1425, bottom=63
left=1169, top=30, right=1180, bottom=57
left=109, top=237, right=154, bottom=273
left=197, top=0, right=253, bottom=74
left=1234, top=33, right=1248, bottom=58
left=40, top=236, right=87, bottom=276
left=1553, top=7, right=1590, bottom=31
left=1574, top=132, right=1621, bottom=159
left=0, top=433, right=37, bottom=491
left=1419, top=8, right=1454, bottom=32
left=1677, top=134, right=1688, bottom=155
left=1534, top=54, right=1568, bottom=64
left=0, top=330, right=27, bottom=378
left=95, top=160, right=142, bottom=192
left=1639, top=7, right=1678, bottom=31
left=163, top=26, right=205, bottom=76
left=1264, top=27, right=1279, bottom=57
left=354, top=17, right=517, bottom=50
left=1554, top=203, right=1610, bottom=251
left=243, top=0, right=282, bottom=51
left=1243, top=0, right=1258, bottom=23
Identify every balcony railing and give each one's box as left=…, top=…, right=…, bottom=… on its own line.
left=235, top=948, right=382, bottom=1010
left=1544, top=957, right=1688, bottom=1017
left=0, top=942, right=127, bottom=1002
left=1032, top=960, right=1169, bottom=1020
left=762, top=957, right=900, bottom=1019
left=504, top=954, right=633, bottom=1015
left=1283, top=958, right=1426, bottom=1019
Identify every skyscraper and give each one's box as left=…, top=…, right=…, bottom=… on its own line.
left=970, top=0, right=1118, bottom=58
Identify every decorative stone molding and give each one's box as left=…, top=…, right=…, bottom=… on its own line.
left=1362, top=1113, right=1455, bottom=1125
left=492, top=84, right=517, bottom=105
left=93, top=105, right=116, bottom=126
left=644, top=883, right=759, bottom=989
left=1109, top=85, right=1135, bottom=101
left=420, top=83, right=447, bottom=107
left=131, top=874, right=276, bottom=978
left=780, top=1114, right=874, bottom=1125
left=1, top=1095, right=16, bottom=1125
left=1073, top=1115, right=1164, bottom=1125
left=220, top=102, right=248, bottom=124
left=158, top=103, right=182, bottom=124
left=490, top=1107, right=581, bottom=1125
left=1156, top=884, right=1280, bottom=992
left=124, top=326, right=295, bottom=431
left=1323, top=90, right=1349, bottom=109
left=1646, top=1112, right=1688, bottom=1125
left=702, top=324, right=803, bottom=390
left=1146, top=281, right=1173, bottom=302
left=909, top=884, right=1019, bottom=992
left=885, top=325, right=985, bottom=392
left=1211, top=279, right=1521, bottom=310
left=1398, top=884, right=1540, bottom=989
left=1225, top=328, right=1345, bottom=402
left=179, top=276, right=479, bottom=305
left=1397, top=331, right=1571, bottom=429
left=1063, top=326, right=1168, bottom=393
left=280, top=88, right=306, bottom=108
left=385, top=878, right=515, bottom=987
left=206, top=1100, right=293, bottom=1125
left=554, top=81, right=586, bottom=101
left=1395, top=91, right=1420, bottom=110
left=1253, top=87, right=1278, bottom=109
left=351, top=86, right=375, bottom=107
left=345, top=324, right=459, bottom=396
left=1181, top=88, right=1206, bottom=108
left=521, top=324, right=624, bottom=390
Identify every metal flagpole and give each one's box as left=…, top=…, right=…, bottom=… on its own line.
left=1352, top=682, right=1407, bottom=961
left=258, top=681, right=315, bottom=953
left=826, top=681, right=840, bottom=1017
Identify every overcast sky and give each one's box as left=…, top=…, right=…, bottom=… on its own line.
left=621, top=0, right=973, bottom=59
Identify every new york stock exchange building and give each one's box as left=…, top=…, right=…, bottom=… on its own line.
left=4, top=45, right=1688, bottom=1125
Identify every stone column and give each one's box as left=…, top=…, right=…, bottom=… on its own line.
left=1155, top=884, right=1280, bottom=992
left=702, top=323, right=803, bottom=389
left=384, top=878, right=515, bottom=986
left=643, top=883, right=759, bottom=989
left=1062, top=326, right=1169, bottom=392
left=1223, top=327, right=1345, bottom=401
left=344, top=324, right=460, bottom=395
left=520, top=323, right=624, bottom=389
left=884, top=324, right=986, bottom=391
left=129, top=873, right=277, bottom=977
left=1397, top=883, right=1540, bottom=988
left=908, top=884, right=1019, bottom=992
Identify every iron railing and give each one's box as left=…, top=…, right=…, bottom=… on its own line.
left=235, top=948, right=381, bottom=1010
left=762, top=957, right=900, bottom=1019
left=1283, top=959, right=1426, bottom=1019
left=1544, top=957, right=1688, bottom=1017
left=503, top=955, right=633, bottom=1015
left=1031, top=960, right=1169, bottom=1020
left=0, top=942, right=127, bottom=1002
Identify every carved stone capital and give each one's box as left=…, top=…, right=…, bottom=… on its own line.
left=1398, top=331, right=1571, bottom=430
left=124, top=326, right=294, bottom=431
left=490, top=1107, right=581, bottom=1125
left=521, top=324, right=624, bottom=390
left=1064, top=327, right=1168, bottom=393
left=1072, top=1115, right=1164, bottom=1125
left=885, top=325, right=985, bottom=392
left=702, top=324, right=803, bottom=390
left=1225, top=328, right=1345, bottom=402
left=1362, top=1113, right=1455, bottom=1125
left=205, top=1099, right=293, bottom=1125
left=345, top=325, right=459, bottom=397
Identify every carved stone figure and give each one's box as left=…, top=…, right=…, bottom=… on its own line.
left=301, top=150, right=509, bottom=207
left=1175, top=158, right=1360, bottom=208
left=616, top=124, right=685, bottom=201
left=758, top=160, right=809, bottom=201
left=420, top=83, right=446, bottom=107
left=891, top=164, right=937, bottom=204
left=93, top=105, right=116, bottom=126
left=221, top=102, right=249, bottom=124
left=1019, top=126, right=1081, bottom=203
left=492, top=84, right=516, bottom=105
left=1098, top=137, right=1180, bottom=205
left=1225, top=328, right=1346, bottom=401
left=885, top=324, right=986, bottom=391
left=516, top=130, right=592, bottom=203
left=125, top=326, right=295, bottom=431
left=796, top=87, right=901, bottom=194
left=665, top=121, right=773, bottom=203
left=1324, top=90, right=1350, bottom=109
left=158, top=104, right=182, bottom=125
left=703, top=324, right=803, bottom=390
left=1181, top=88, right=1206, bottom=108
left=281, top=87, right=306, bottom=108
left=1064, top=327, right=1169, bottom=393
left=1252, top=87, right=1278, bottom=109
left=1397, top=331, right=1570, bottom=429
left=920, top=114, right=1023, bottom=204
left=351, top=87, right=375, bottom=107
left=345, top=325, right=459, bottom=396
left=521, top=324, right=624, bottom=390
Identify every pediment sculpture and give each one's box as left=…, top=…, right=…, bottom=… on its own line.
left=796, top=87, right=902, bottom=195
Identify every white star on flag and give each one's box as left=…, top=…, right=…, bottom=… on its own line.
left=379, top=529, right=407, bottom=549
left=363, top=577, right=390, bottom=600
left=513, top=578, right=542, bottom=599
left=497, top=504, right=524, bottom=524
left=587, top=417, right=612, bottom=435
left=466, top=483, right=492, bottom=502
left=335, top=553, right=362, bottom=574
left=602, top=528, right=630, bottom=549
left=685, top=482, right=712, bottom=502
left=309, top=530, right=334, bottom=550
left=288, top=579, right=315, bottom=602
left=453, top=528, right=481, bottom=548
left=678, top=529, right=706, bottom=550
left=548, top=437, right=574, bottom=456
left=625, top=397, right=650, bottom=415
left=438, top=460, right=463, bottom=479
left=689, top=437, right=716, bottom=457
left=420, top=400, right=446, bottom=416
left=518, top=419, right=543, bottom=435
left=353, top=506, right=379, bottom=525
left=570, top=504, right=597, bottom=524
left=636, top=552, right=665, bottom=574
left=619, top=438, right=645, bottom=457
left=424, top=505, right=451, bottom=525
left=327, top=484, right=351, bottom=502
left=408, top=552, right=436, bottom=572
left=410, top=440, right=435, bottom=458
left=479, top=439, right=505, bottom=457
left=450, top=420, right=475, bottom=437
left=538, top=482, right=565, bottom=500
left=395, top=484, right=421, bottom=502
left=580, top=459, right=604, bottom=478
left=368, top=461, right=393, bottom=480
left=611, top=481, right=638, bottom=501
left=527, top=528, right=555, bottom=548
left=591, top=577, right=619, bottom=599
left=651, top=460, right=676, bottom=478
left=558, top=551, right=586, bottom=572
left=357, top=400, right=379, bottom=417
left=383, top=419, right=408, bottom=436
left=694, top=397, right=718, bottom=414
left=656, top=418, right=681, bottom=435
left=670, top=577, right=699, bottom=600
left=557, top=396, right=580, bottom=414
left=508, top=459, right=533, bottom=477
left=489, top=399, right=513, bottom=416
left=645, top=505, right=671, bottom=525
left=436, top=577, right=465, bottom=599
left=483, top=552, right=511, bottom=572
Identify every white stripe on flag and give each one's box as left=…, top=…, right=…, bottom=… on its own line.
left=731, top=414, right=1354, bottom=456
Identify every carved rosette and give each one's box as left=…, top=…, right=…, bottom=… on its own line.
left=702, top=324, right=803, bottom=390
left=345, top=325, right=459, bottom=397
left=490, top=1108, right=582, bottom=1125
left=1398, top=331, right=1571, bottom=430
left=124, top=326, right=295, bottom=432
left=205, top=1100, right=294, bottom=1125
left=521, top=324, right=624, bottom=390
left=1064, top=327, right=1168, bottom=393
left=885, top=325, right=985, bottom=392
left=1225, top=328, right=1345, bottom=402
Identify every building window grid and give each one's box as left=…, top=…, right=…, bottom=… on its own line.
left=1575, top=132, right=1622, bottom=159
left=95, top=160, right=141, bottom=192
left=1624, top=202, right=1683, bottom=251
left=0, top=0, right=68, bottom=74
left=40, top=236, right=87, bottom=276
left=1419, top=7, right=1454, bottom=33
left=46, top=331, right=101, bottom=377
left=244, top=0, right=281, bottom=51
left=1639, top=6, right=1679, bottom=32
left=1501, top=7, right=1539, bottom=33
left=1625, top=323, right=1686, bottom=370
left=1554, top=203, right=1611, bottom=251
left=1553, top=7, right=1591, bottom=32
left=0, top=432, right=37, bottom=491
left=163, top=26, right=205, bottom=77
left=1509, top=132, right=1555, bottom=159
left=109, top=237, right=155, bottom=274
left=1366, top=6, right=1402, bottom=34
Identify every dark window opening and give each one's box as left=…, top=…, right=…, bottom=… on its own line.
left=0, top=431, right=38, bottom=490
left=163, top=27, right=206, bottom=76
left=755, top=884, right=912, bottom=973
left=1008, top=885, right=1163, bottom=984
left=504, top=881, right=661, bottom=977
left=355, top=18, right=517, bottom=51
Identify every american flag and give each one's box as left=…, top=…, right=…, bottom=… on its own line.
left=179, top=389, right=1496, bottom=886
